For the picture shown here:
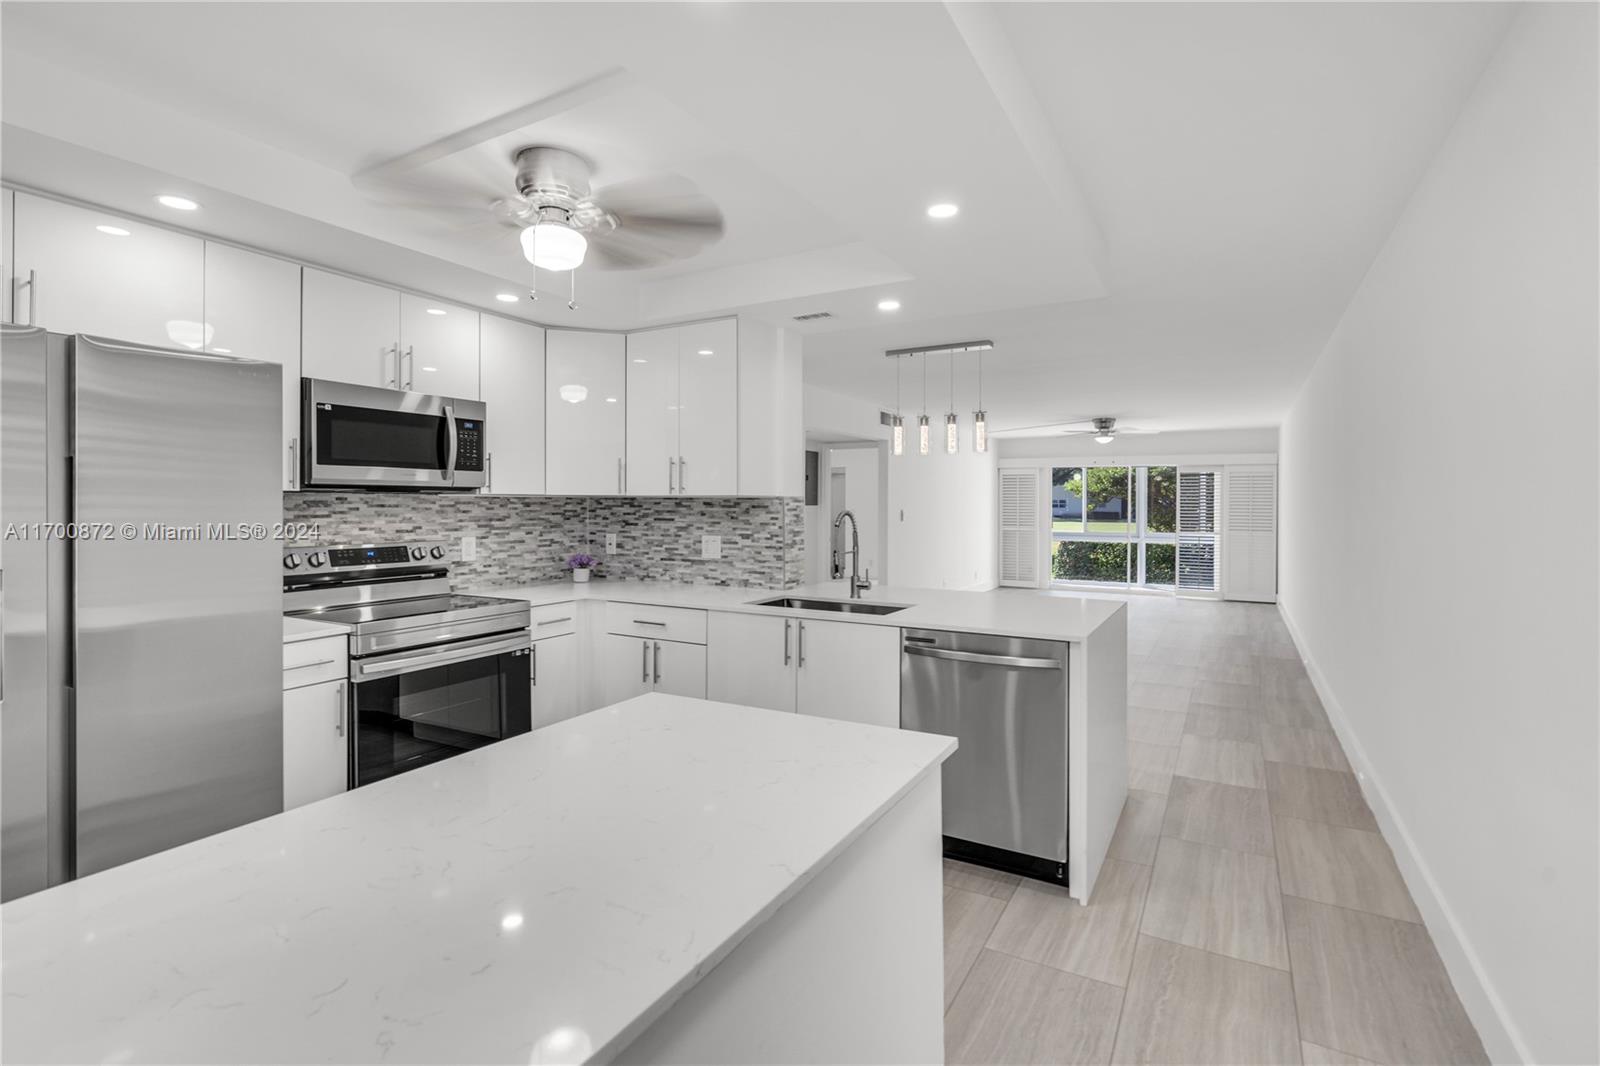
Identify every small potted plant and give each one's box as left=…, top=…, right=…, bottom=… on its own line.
left=567, top=552, right=598, bottom=583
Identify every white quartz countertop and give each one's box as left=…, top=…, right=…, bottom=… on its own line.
left=281, top=614, right=351, bottom=643
left=469, top=578, right=1126, bottom=642
left=0, top=695, right=955, bottom=1065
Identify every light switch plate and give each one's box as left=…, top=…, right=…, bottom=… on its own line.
left=461, top=535, right=477, bottom=562
left=605, top=532, right=618, bottom=553
left=701, top=534, right=721, bottom=560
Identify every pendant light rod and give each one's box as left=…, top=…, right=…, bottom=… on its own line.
left=883, top=339, right=993, bottom=359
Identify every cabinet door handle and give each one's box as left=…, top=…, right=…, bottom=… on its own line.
left=783, top=619, right=792, bottom=666
left=797, top=621, right=806, bottom=668
left=335, top=682, right=346, bottom=738
left=403, top=345, right=415, bottom=390
left=668, top=456, right=676, bottom=493
left=15, top=269, right=36, bottom=326
left=531, top=642, right=537, bottom=686
left=679, top=456, right=686, bottom=494
left=642, top=640, right=650, bottom=683
left=385, top=344, right=399, bottom=388
left=653, top=641, right=662, bottom=684
left=633, top=619, right=667, bottom=628
left=286, top=658, right=338, bottom=671
left=536, top=616, right=573, bottom=627
left=485, top=452, right=493, bottom=493
left=618, top=457, right=624, bottom=495
left=287, top=438, right=297, bottom=489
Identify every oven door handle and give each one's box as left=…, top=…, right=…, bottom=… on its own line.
left=353, top=631, right=529, bottom=681
left=444, top=403, right=459, bottom=482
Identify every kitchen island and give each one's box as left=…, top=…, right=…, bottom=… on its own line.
left=0, top=695, right=955, bottom=1064
left=474, top=579, right=1128, bottom=903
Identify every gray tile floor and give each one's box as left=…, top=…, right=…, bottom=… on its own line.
left=942, top=595, right=1488, bottom=1065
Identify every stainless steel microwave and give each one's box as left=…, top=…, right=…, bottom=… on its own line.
left=302, top=378, right=486, bottom=490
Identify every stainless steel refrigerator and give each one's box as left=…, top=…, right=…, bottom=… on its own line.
left=1, top=327, right=283, bottom=901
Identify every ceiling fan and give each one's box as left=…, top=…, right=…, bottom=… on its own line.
left=362, top=145, right=726, bottom=273
left=994, top=416, right=1159, bottom=443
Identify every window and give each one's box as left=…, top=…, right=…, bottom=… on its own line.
left=1048, top=464, right=1214, bottom=592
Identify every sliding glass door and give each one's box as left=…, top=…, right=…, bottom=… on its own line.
left=1049, top=464, right=1215, bottom=593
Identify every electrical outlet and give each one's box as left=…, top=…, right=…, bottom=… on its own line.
left=461, top=535, right=477, bottom=562
left=605, top=532, right=618, bottom=554
left=701, top=534, right=721, bottom=560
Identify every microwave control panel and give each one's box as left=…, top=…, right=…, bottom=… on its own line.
left=455, top=419, right=484, bottom=472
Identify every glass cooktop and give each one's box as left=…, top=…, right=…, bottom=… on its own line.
left=289, top=593, right=527, bottom=630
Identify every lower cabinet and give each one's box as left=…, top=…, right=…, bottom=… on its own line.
left=282, top=678, right=348, bottom=811
left=706, top=613, right=901, bottom=728
left=602, top=633, right=707, bottom=705
left=530, top=632, right=580, bottom=729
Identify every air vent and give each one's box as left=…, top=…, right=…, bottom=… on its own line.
left=792, top=311, right=833, bottom=321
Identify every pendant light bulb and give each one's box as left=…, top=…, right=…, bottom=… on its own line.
left=974, top=410, right=988, bottom=453
left=918, top=415, right=931, bottom=456
left=946, top=412, right=958, bottom=454
left=892, top=415, right=904, bottom=456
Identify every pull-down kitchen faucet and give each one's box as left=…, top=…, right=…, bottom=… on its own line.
left=832, top=509, right=871, bottom=599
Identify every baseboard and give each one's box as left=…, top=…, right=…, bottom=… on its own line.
left=1275, top=597, right=1527, bottom=1065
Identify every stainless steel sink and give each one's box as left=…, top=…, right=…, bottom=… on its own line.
left=752, top=596, right=908, bottom=616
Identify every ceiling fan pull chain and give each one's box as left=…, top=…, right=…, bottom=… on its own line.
left=568, top=268, right=578, bottom=311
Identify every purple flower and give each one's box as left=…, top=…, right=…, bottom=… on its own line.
left=567, top=552, right=597, bottom=570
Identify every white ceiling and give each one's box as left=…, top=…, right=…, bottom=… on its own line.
left=1, top=2, right=1516, bottom=435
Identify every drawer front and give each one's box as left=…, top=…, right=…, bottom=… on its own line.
left=283, top=634, right=347, bottom=689
left=604, top=602, right=707, bottom=645
left=528, top=600, right=578, bottom=639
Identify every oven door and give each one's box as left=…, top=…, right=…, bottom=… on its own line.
left=350, top=630, right=531, bottom=787
left=303, top=378, right=486, bottom=489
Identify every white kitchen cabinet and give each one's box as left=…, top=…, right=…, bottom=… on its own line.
left=601, top=633, right=707, bottom=704
left=625, top=326, right=680, bottom=495
left=11, top=191, right=204, bottom=347
left=479, top=315, right=546, bottom=495
left=625, top=318, right=737, bottom=496
left=795, top=620, right=901, bottom=728
left=531, top=631, right=579, bottom=728
left=399, top=293, right=479, bottom=399
left=546, top=329, right=626, bottom=495
left=676, top=318, right=739, bottom=496
left=736, top=317, right=804, bottom=497
left=203, top=243, right=302, bottom=489
left=282, top=679, right=348, bottom=811
left=301, top=268, right=401, bottom=389
left=706, top=612, right=796, bottom=713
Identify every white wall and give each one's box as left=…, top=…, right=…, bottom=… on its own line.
left=1278, top=8, right=1597, bottom=1063
left=886, top=427, right=999, bottom=591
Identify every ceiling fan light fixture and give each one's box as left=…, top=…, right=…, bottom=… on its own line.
left=520, top=221, right=587, bottom=272
left=1094, top=433, right=1115, bottom=445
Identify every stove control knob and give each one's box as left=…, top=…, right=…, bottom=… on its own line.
left=411, top=546, right=427, bottom=561
left=429, top=545, right=446, bottom=559
left=283, top=553, right=302, bottom=570
left=307, top=552, right=328, bottom=568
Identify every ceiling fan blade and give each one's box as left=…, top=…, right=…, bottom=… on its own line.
left=584, top=175, right=724, bottom=270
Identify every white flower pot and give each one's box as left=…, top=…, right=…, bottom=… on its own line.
left=572, top=567, right=592, bottom=583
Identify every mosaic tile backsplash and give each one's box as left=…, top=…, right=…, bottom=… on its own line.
left=282, top=492, right=806, bottom=591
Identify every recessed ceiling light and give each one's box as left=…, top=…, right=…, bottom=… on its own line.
left=425, top=308, right=447, bottom=316
left=155, top=194, right=199, bottom=211
left=212, top=347, right=232, bottom=354
left=633, top=358, right=648, bottom=364
left=604, top=397, right=618, bottom=403
left=877, top=299, right=901, bottom=312
left=696, top=349, right=714, bottom=356
left=495, top=293, right=519, bottom=303
left=500, top=912, right=524, bottom=932
left=96, top=225, right=131, bottom=237
left=420, top=366, right=438, bottom=372
left=926, top=202, right=959, bottom=219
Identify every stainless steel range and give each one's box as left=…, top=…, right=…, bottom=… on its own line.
left=283, top=542, right=531, bottom=787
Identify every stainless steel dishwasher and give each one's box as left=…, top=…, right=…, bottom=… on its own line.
left=900, top=628, right=1069, bottom=885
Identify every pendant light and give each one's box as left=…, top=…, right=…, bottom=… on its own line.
left=945, top=352, right=959, bottom=454
left=973, top=348, right=988, bottom=453
left=891, top=357, right=905, bottom=456
left=918, top=356, right=930, bottom=456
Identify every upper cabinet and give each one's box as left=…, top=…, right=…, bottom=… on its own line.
left=399, top=293, right=478, bottom=400
left=479, top=315, right=546, bottom=495
left=301, top=269, right=479, bottom=399
left=625, top=317, right=738, bottom=496
left=3, top=189, right=13, bottom=324
left=10, top=192, right=204, bottom=348
left=735, top=317, right=804, bottom=497
left=203, top=243, right=302, bottom=490
left=546, top=329, right=626, bottom=496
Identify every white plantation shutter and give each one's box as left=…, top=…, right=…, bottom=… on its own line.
left=1223, top=465, right=1278, bottom=602
left=1176, top=469, right=1218, bottom=592
left=998, top=467, right=1042, bottom=586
